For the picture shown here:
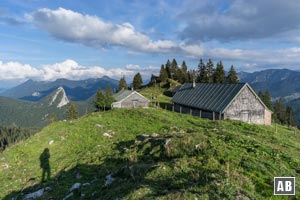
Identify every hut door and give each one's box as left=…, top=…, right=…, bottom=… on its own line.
left=132, top=100, right=138, bottom=108
left=241, top=111, right=249, bottom=123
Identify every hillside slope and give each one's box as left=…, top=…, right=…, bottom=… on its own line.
left=0, top=109, right=299, bottom=199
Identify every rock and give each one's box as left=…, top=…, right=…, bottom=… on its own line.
left=45, top=186, right=52, bottom=191
left=62, top=192, right=73, bottom=200
left=76, top=172, right=82, bottom=179
left=95, top=124, right=102, bottom=128
left=49, top=140, right=54, bottom=145
left=137, top=134, right=149, bottom=140
left=82, top=182, right=91, bottom=187
left=151, top=133, right=159, bottom=138
left=165, top=138, right=172, bottom=145
left=2, top=163, right=9, bottom=169
left=69, top=183, right=81, bottom=192
left=103, top=133, right=113, bottom=138
left=105, top=174, right=114, bottom=186
left=24, top=188, right=45, bottom=200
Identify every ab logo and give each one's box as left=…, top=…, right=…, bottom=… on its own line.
left=274, top=177, right=295, bottom=195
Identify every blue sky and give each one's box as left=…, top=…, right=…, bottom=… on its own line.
left=1, top=0, right=300, bottom=87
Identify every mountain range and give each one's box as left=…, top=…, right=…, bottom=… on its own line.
left=0, top=87, right=93, bottom=128
left=1, top=76, right=118, bottom=102
left=1, top=69, right=300, bottom=127
left=238, top=68, right=300, bottom=101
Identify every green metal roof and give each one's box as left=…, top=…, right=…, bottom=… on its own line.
left=113, top=89, right=134, bottom=102
left=171, top=83, right=247, bottom=113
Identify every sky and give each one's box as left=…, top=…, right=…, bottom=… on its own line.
left=1, top=0, right=300, bottom=87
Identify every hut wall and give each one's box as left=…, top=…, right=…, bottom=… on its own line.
left=224, top=86, right=265, bottom=124
left=120, top=93, right=148, bottom=108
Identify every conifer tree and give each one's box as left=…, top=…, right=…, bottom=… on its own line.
left=66, top=102, right=78, bottom=120
left=133, top=72, right=143, bottom=90
left=94, top=89, right=106, bottom=111
left=206, top=59, right=215, bottom=83
left=263, top=90, right=273, bottom=111
left=197, top=59, right=208, bottom=83
left=181, top=60, right=188, bottom=83
left=118, top=76, right=128, bottom=91
left=286, top=106, right=296, bottom=127
left=170, top=58, right=179, bottom=79
left=159, top=64, right=168, bottom=82
left=273, top=98, right=286, bottom=124
left=104, top=85, right=115, bottom=109
left=213, top=61, right=225, bottom=83
left=176, top=68, right=185, bottom=84
left=227, top=65, right=239, bottom=83
left=187, top=70, right=196, bottom=82
left=165, top=59, right=171, bottom=78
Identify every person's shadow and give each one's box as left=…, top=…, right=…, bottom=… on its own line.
left=40, top=148, right=51, bottom=182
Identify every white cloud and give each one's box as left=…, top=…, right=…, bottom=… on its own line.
left=0, top=60, right=41, bottom=80
left=205, top=47, right=300, bottom=70
left=179, top=0, right=300, bottom=42
left=0, top=59, right=160, bottom=82
left=28, top=7, right=203, bottom=57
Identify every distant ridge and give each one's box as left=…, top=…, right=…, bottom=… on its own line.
left=238, top=68, right=300, bottom=100
left=1, top=76, right=119, bottom=102
left=0, top=87, right=91, bottom=128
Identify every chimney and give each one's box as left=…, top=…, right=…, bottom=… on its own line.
left=192, top=79, right=196, bottom=88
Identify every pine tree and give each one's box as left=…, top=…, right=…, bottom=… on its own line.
left=66, top=102, right=78, bottom=120
left=273, top=98, right=286, bottom=124
left=181, top=60, right=188, bottom=83
left=94, top=89, right=106, bottom=111
left=170, top=58, right=178, bottom=80
left=133, top=72, right=143, bottom=90
left=176, top=68, right=185, bottom=84
left=206, top=59, right=215, bottom=83
left=227, top=65, right=239, bottom=83
left=118, top=76, right=128, bottom=91
left=165, top=59, right=171, bottom=78
left=159, top=64, right=168, bottom=82
left=104, top=85, right=115, bottom=109
left=213, top=61, right=225, bottom=83
left=258, top=90, right=273, bottom=111
left=286, top=106, right=296, bottom=127
left=187, top=70, right=196, bottom=82
left=197, top=59, right=208, bottom=83
left=263, top=90, right=273, bottom=111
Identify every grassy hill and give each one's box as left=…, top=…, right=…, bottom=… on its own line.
left=0, top=108, right=299, bottom=199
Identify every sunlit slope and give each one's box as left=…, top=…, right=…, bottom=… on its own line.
left=0, top=108, right=299, bottom=199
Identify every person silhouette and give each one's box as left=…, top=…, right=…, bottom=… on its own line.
left=40, top=148, right=51, bottom=182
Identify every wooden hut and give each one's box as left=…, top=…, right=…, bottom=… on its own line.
left=171, top=83, right=272, bottom=125
left=112, top=89, right=149, bottom=108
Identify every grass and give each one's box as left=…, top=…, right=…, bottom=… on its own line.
left=0, top=108, right=300, bottom=199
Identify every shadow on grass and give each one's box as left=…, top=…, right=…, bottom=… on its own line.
left=4, top=134, right=219, bottom=200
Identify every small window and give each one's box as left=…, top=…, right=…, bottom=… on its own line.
left=242, top=98, right=249, bottom=104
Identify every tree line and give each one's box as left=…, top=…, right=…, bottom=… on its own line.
left=0, top=126, right=37, bottom=151
left=258, top=90, right=296, bottom=127
left=158, top=58, right=239, bottom=84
